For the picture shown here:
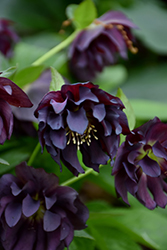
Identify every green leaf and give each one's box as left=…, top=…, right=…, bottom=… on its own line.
left=49, top=67, right=65, bottom=91
left=88, top=224, right=142, bottom=250
left=116, top=88, right=136, bottom=130
left=95, top=65, right=128, bottom=92
left=74, top=0, right=97, bottom=29
left=66, top=4, right=78, bottom=20
left=121, top=1, right=167, bottom=54
left=70, top=230, right=95, bottom=250
left=88, top=209, right=159, bottom=249
left=12, top=65, right=45, bottom=88
left=0, top=53, right=10, bottom=70
left=130, top=99, right=167, bottom=121
left=0, top=66, right=17, bottom=78
left=110, top=207, right=167, bottom=250
left=0, top=137, right=37, bottom=175
left=0, top=158, right=9, bottom=166
left=120, top=64, right=167, bottom=102
left=74, top=230, right=94, bottom=240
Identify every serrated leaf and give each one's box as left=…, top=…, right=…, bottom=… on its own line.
left=0, top=66, right=17, bottom=78
left=12, top=65, right=45, bottom=88
left=116, top=88, right=136, bottom=130
left=74, top=0, right=97, bottom=29
left=49, top=67, right=65, bottom=91
left=0, top=158, right=9, bottom=166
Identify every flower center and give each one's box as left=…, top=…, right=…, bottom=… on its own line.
left=66, top=123, right=98, bottom=150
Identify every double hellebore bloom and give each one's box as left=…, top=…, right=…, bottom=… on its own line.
left=112, top=117, right=167, bottom=210
left=68, top=11, right=138, bottom=81
left=0, top=77, right=32, bottom=144
left=35, top=82, right=129, bottom=176
left=0, top=19, right=19, bottom=58
left=0, top=162, right=89, bottom=250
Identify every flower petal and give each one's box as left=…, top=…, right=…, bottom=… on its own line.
left=74, top=86, right=99, bottom=105
left=152, top=141, right=167, bottom=160
left=10, top=182, right=22, bottom=196
left=44, top=194, right=57, bottom=210
left=50, top=129, right=67, bottom=150
left=98, top=10, right=138, bottom=28
left=67, top=107, right=88, bottom=134
left=47, top=112, right=64, bottom=130
left=138, top=155, right=161, bottom=177
left=0, top=77, right=33, bottom=107
left=5, top=202, right=22, bottom=227
left=43, top=210, right=61, bottom=232
left=136, top=174, right=156, bottom=210
left=50, top=98, right=67, bottom=114
left=147, top=176, right=167, bottom=208
left=22, top=194, right=40, bottom=217
left=92, top=103, right=106, bottom=122
left=62, top=143, right=84, bottom=175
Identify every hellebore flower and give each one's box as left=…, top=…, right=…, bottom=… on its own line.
left=112, top=117, right=167, bottom=210
left=0, top=19, right=19, bottom=58
left=0, top=77, right=33, bottom=144
left=68, top=11, right=138, bottom=81
left=0, top=162, right=89, bottom=250
left=35, top=82, right=130, bottom=176
left=12, top=69, right=70, bottom=137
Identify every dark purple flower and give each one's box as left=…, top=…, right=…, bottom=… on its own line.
left=34, top=82, right=130, bottom=176
left=112, top=117, right=167, bottom=210
left=0, top=77, right=33, bottom=144
left=0, top=162, right=89, bottom=250
left=0, top=19, right=19, bottom=58
left=12, top=69, right=70, bottom=137
left=68, top=11, right=138, bottom=81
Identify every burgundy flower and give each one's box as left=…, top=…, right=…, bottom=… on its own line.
left=112, top=117, right=167, bottom=209
left=12, top=69, right=70, bottom=137
left=0, top=162, right=89, bottom=250
left=68, top=11, right=138, bottom=81
left=0, top=77, right=33, bottom=144
left=35, top=82, right=129, bottom=176
left=0, top=19, right=19, bottom=58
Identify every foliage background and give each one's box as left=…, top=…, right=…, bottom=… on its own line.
left=0, top=0, right=167, bottom=249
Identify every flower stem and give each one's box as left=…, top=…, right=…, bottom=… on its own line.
left=32, top=30, right=79, bottom=66
left=27, top=142, right=41, bottom=166
left=61, top=166, right=102, bottom=186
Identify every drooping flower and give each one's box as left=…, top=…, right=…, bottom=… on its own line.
left=0, top=77, right=33, bottom=144
left=35, top=82, right=130, bottom=176
left=68, top=10, right=138, bottom=81
left=12, top=69, right=70, bottom=137
left=112, top=117, right=167, bottom=210
left=0, top=19, right=19, bottom=58
left=0, top=162, right=89, bottom=250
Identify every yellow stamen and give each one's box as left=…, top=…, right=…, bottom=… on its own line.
left=66, top=123, right=98, bottom=150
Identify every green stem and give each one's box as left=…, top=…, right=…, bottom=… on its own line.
left=61, top=166, right=102, bottom=186
left=32, top=30, right=79, bottom=66
left=27, top=142, right=41, bottom=166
